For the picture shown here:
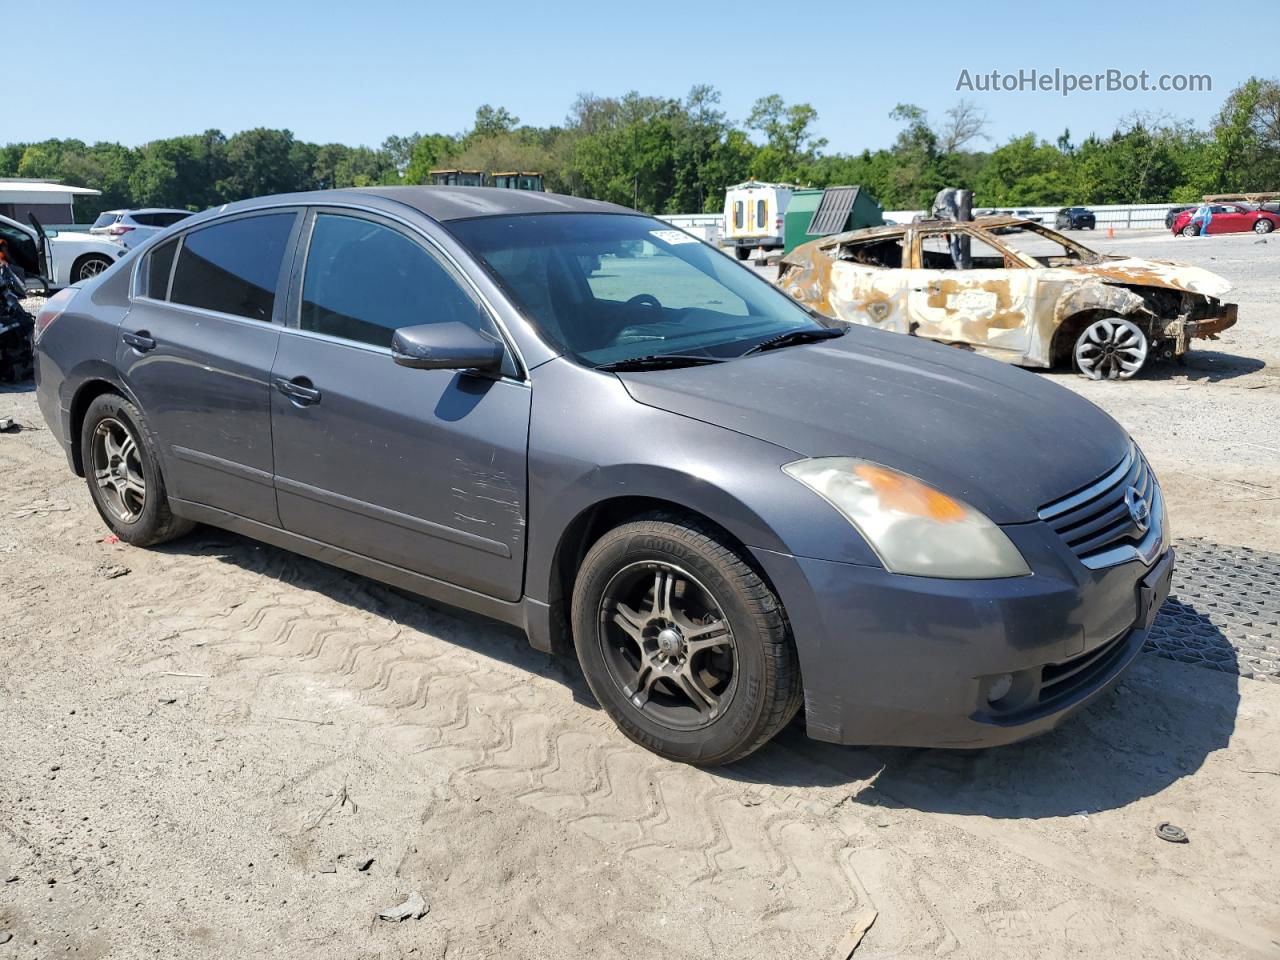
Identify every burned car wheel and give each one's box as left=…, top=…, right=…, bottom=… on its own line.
left=1073, top=317, right=1149, bottom=380
left=1255, top=219, right=1275, bottom=235
left=80, top=393, right=193, bottom=546
left=571, top=515, right=801, bottom=766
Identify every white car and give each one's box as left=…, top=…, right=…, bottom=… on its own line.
left=0, top=213, right=129, bottom=289
left=90, top=208, right=193, bottom=249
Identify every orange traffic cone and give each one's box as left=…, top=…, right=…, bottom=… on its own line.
left=1107, top=225, right=1115, bottom=238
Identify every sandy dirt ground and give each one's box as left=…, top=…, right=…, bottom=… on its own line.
left=2, top=229, right=1280, bottom=959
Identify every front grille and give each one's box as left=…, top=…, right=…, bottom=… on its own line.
left=1038, top=446, right=1157, bottom=566
left=1038, top=630, right=1131, bottom=706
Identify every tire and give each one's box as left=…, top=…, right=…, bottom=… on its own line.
left=1181, top=224, right=1198, bottom=238
left=1255, top=219, right=1274, bottom=235
left=734, top=246, right=751, bottom=261
left=80, top=393, right=193, bottom=546
left=571, top=514, right=802, bottom=765
left=1073, top=315, right=1149, bottom=380
left=73, top=254, right=113, bottom=282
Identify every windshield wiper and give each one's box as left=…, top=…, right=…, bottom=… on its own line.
left=597, top=354, right=727, bottom=372
left=741, top=326, right=846, bottom=357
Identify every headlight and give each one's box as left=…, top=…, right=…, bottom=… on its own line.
left=783, top=457, right=1031, bottom=579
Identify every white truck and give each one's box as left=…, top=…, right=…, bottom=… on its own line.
left=722, top=181, right=795, bottom=260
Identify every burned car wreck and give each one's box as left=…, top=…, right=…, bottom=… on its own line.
left=776, top=217, right=1238, bottom=379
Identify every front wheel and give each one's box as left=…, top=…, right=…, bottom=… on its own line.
left=1181, top=224, right=1198, bottom=238
left=1255, top=219, right=1275, bottom=235
left=1073, top=316, right=1149, bottom=381
left=80, top=393, right=193, bottom=546
left=571, top=515, right=801, bottom=765
left=734, top=246, right=751, bottom=261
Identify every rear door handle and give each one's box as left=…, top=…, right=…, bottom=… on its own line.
left=274, top=376, right=321, bottom=405
left=122, top=331, right=157, bottom=352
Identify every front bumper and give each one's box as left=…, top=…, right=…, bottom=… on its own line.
left=752, top=536, right=1174, bottom=748
left=1184, top=301, right=1237, bottom=339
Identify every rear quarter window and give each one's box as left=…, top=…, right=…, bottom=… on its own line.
left=146, top=238, right=179, bottom=300
left=169, top=213, right=295, bottom=321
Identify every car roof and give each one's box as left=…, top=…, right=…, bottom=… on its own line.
left=218, top=186, right=632, bottom=223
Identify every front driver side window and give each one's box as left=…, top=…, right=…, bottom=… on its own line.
left=300, top=214, right=492, bottom=349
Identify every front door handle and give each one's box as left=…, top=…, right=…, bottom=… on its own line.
left=274, top=376, right=321, bottom=405
left=122, top=330, right=157, bottom=352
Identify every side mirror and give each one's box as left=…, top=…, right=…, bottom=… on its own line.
left=391, top=321, right=504, bottom=373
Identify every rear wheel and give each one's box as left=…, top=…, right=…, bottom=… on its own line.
left=571, top=514, right=801, bottom=765
left=1073, top=316, right=1149, bottom=380
left=1255, top=219, right=1274, bottom=235
left=80, top=393, right=193, bottom=546
left=73, top=254, right=113, bottom=282
left=734, top=246, right=751, bottom=261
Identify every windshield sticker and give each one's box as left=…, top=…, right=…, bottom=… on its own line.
left=650, top=229, right=698, bottom=245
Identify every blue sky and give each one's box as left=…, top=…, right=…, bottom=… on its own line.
left=20, top=0, right=1264, bottom=152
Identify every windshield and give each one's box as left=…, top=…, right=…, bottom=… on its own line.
left=447, top=213, right=828, bottom=366
left=983, top=222, right=1102, bottom=266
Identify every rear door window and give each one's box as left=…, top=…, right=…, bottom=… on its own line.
left=92, top=213, right=120, bottom=228
left=169, top=213, right=295, bottom=321
left=299, top=213, right=492, bottom=349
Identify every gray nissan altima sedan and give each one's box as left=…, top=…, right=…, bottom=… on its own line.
left=32, top=187, right=1174, bottom=764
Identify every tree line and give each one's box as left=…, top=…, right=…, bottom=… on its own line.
left=3, top=78, right=1277, bottom=222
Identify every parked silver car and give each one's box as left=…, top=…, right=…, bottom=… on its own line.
left=33, top=187, right=1172, bottom=765
left=90, top=209, right=193, bottom=249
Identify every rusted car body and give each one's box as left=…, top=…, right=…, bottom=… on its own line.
left=776, top=217, right=1237, bottom=378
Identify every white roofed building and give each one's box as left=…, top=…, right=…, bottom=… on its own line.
left=0, top=178, right=101, bottom=224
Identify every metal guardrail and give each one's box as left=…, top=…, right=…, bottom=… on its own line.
left=882, top=204, right=1182, bottom=230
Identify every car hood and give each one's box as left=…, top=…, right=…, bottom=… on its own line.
left=615, top=327, right=1131, bottom=524
left=1070, top=256, right=1232, bottom=298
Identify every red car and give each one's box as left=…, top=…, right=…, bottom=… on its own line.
left=1171, top=202, right=1279, bottom=237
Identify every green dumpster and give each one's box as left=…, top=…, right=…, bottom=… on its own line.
left=783, top=186, right=883, bottom=254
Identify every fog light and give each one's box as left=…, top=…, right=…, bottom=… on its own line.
left=987, top=673, right=1014, bottom=703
